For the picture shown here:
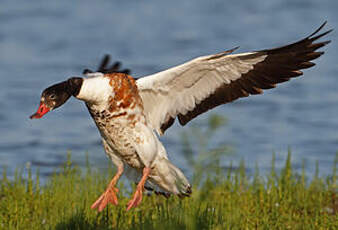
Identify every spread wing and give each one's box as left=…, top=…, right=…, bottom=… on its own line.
left=136, top=22, right=332, bottom=136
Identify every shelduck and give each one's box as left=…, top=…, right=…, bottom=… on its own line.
left=30, top=22, right=331, bottom=211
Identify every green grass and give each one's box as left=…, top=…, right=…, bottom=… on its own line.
left=1, top=115, right=337, bottom=229
left=0, top=152, right=337, bottom=230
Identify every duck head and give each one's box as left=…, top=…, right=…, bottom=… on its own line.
left=30, top=77, right=83, bottom=119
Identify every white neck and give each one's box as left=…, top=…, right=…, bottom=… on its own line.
left=76, top=74, right=113, bottom=105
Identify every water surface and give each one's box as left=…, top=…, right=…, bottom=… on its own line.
left=0, top=0, right=337, bottom=180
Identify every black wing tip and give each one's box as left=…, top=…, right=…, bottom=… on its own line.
left=102, top=54, right=111, bottom=63
left=309, top=21, right=327, bottom=37
left=82, top=68, right=93, bottom=75
left=308, top=21, right=333, bottom=41
left=261, top=22, right=332, bottom=54
left=112, top=61, right=121, bottom=68
left=82, top=54, right=131, bottom=75
left=123, top=69, right=131, bottom=75
left=321, top=40, right=332, bottom=45
left=98, top=55, right=110, bottom=72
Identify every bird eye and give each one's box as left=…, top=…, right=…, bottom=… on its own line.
left=49, top=94, right=56, bottom=99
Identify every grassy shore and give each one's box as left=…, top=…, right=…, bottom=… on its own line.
left=0, top=152, right=337, bottom=230
left=1, top=116, right=337, bottom=229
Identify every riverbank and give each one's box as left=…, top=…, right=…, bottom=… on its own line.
left=0, top=153, right=336, bottom=229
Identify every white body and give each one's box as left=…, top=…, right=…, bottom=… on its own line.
left=77, top=74, right=191, bottom=195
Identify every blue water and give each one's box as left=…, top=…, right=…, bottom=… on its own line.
left=0, top=0, right=337, bottom=181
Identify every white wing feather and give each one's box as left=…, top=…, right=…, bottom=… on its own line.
left=136, top=23, right=331, bottom=135
left=136, top=51, right=267, bottom=135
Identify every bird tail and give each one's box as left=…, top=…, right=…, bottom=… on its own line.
left=148, top=157, right=192, bottom=197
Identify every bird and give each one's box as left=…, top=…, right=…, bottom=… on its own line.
left=30, top=22, right=331, bottom=211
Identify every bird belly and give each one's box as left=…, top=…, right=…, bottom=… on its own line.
left=97, top=114, right=149, bottom=169
left=87, top=100, right=151, bottom=170
left=103, top=130, right=144, bottom=169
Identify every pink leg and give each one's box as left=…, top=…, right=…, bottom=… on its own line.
left=91, top=166, right=123, bottom=212
left=127, top=167, right=151, bottom=211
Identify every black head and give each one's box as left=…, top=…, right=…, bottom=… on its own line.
left=30, top=77, right=83, bottom=119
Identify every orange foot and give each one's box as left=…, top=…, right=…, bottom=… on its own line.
left=126, top=167, right=151, bottom=211
left=91, top=166, right=123, bottom=212
left=91, top=187, right=119, bottom=212
left=127, top=186, right=143, bottom=211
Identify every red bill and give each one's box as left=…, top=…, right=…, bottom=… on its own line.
left=30, top=102, right=50, bottom=119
